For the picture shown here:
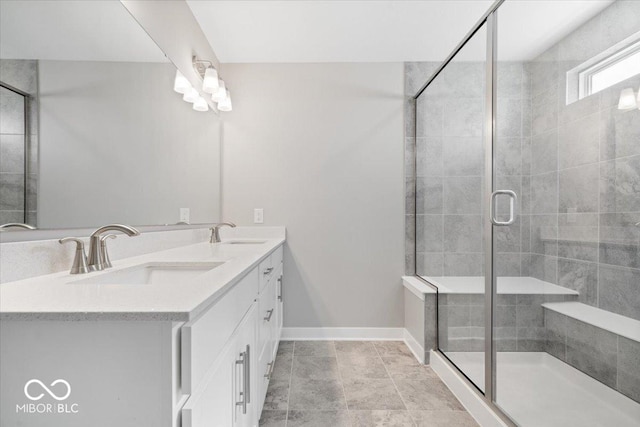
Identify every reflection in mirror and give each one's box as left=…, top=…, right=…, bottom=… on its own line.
left=0, top=0, right=221, bottom=231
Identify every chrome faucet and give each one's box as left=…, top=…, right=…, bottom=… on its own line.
left=59, top=237, right=90, bottom=274
left=0, top=222, right=36, bottom=231
left=210, top=222, right=236, bottom=243
left=87, top=224, right=140, bottom=271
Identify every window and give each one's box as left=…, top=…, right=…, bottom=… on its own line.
left=566, top=32, right=640, bottom=104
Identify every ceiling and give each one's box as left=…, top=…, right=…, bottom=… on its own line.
left=187, top=0, right=614, bottom=63
left=0, top=1, right=167, bottom=62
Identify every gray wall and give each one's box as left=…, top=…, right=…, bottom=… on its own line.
left=524, top=0, right=640, bottom=321
left=0, top=59, right=38, bottom=226
left=38, top=60, right=221, bottom=229
left=221, top=63, right=405, bottom=328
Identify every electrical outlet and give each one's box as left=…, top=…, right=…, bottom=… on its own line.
left=254, top=208, right=264, bottom=224
left=180, top=208, right=190, bottom=224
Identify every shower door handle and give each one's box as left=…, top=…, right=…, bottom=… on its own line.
left=490, top=190, right=517, bottom=226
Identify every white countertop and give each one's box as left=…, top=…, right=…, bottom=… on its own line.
left=421, top=276, right=579, bottom=295
left=0, top=234, right=285, bottom=322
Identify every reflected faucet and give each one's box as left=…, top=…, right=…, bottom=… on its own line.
left=88, top=224, right=140, bottom=271
left=0, top=223, right=36, bottom=231
left=210, top=222, right=236, bottom=243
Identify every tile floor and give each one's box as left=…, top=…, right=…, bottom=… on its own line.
left=259, top=341, right=478, bottom=427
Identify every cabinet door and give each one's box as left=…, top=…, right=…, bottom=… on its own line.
left=181, top=268, right=259, bottom=394
left=181, top=335, right=236, bottom=427
left=234, top=305, right=258, bottom=427
left=182, top=305, right=258, bottom=427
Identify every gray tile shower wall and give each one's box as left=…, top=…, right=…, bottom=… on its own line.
left=405, top=60, right=529, bottom=278
left=525, top=0, right=640, bottom=321
left=544, top=308, right=640, bottom=403
left=0, top=59, right=38, bottom=226
left=405, top=0, right=640, bottom=322
left=438, top=293, right=577, bottom=353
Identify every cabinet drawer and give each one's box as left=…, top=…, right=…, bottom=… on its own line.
left=258, top=277, right=277, bottom=357
left=258, top=256, right=273, bottom=291
left=182, top=268, right=259, bottom=394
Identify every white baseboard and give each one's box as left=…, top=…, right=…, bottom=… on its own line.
left=281, top=327, right=404, bottom=341
left=403, top=329, right=425, bottom=364
left=430, top=351, right=508, bottom=427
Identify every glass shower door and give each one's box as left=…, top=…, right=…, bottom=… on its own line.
left=492, top=1, right=640, bottom=425
left=415, top=23, right=489, bottom=393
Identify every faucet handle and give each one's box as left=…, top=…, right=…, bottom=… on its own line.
left=59, top=237, right=90, bottom=274
left=210, top=222, right=237, bottom=243
left=100, top=234, right=117, bottom=269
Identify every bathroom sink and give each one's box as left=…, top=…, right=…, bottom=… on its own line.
left=70, top=262, right=224, bottom=285
left=224, top=240, right=267, bottom=245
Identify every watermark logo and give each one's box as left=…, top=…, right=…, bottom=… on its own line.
left=16, top=378, right=79, bottom=415
left=24, top=379, right=71, bottom=401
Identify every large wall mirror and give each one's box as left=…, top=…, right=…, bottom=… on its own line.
left=0, top=0, right=221, bottom=232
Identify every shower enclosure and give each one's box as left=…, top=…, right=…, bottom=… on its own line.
left=0, top=81, right=33, bottom=226
left=410, top=0, right=640, bottom=425
left=0, top=58, right=38, bottom=229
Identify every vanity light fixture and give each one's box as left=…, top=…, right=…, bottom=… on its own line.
left=193, top=56, right=221, bottom=95
left=212, top=80, right=227, bottom=103
left=174, top=56, right=232, bottom=112
left=203, top=67, right=220, bottom=94
left=218, top=89, right=233, bottom=112
left=618, top=87, right=638, bottom=110
left=173, top=70, right=191, bottom=94
left=183, top=87, right=199, bottom=103
left=193, top=96, right=209, bottom=112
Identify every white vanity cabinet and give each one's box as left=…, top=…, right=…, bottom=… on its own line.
left=0, top=242, right=285, bottom=427
left=182, top=304, right=258, bottom=427
left=181, top=244, right=284, bottom=427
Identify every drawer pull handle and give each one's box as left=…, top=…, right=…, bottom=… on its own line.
left=264, top=309, right=274, bottom=322
left=264, top=361, right=274, bottom=380
left=263, top=267, right=274, bottom=275
left=277, top=276, right=283, bottom=301
left=235, top=344, right=251, bottom=413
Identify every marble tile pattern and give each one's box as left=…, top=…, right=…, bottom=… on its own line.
left=438, top=292, right=575, bottom=353
left=259, top=341, right=477, bottom=427
left=402, top=0, right=640, bottom=409
left=406, top=58, right=526, bottom=280
left=405, top=1, right=640, bottom=341
left=543, top=309, right=640, bottom=403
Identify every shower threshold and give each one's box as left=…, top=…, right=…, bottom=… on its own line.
left=445, top=352, right=640, bottom=426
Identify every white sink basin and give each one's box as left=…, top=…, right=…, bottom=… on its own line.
left=224, top=240, right=267, bottom=245
left=70, top=262, right=224, bottom=285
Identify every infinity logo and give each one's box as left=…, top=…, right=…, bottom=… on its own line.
left=24, top=379, right=71, bottom=401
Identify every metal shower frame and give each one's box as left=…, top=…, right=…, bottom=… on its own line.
left=411, top=0, right=519, bottom=425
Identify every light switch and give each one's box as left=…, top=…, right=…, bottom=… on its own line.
left=254, top=208, right=264, bottom=224
left=180, top=208, right=190, bottom=224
